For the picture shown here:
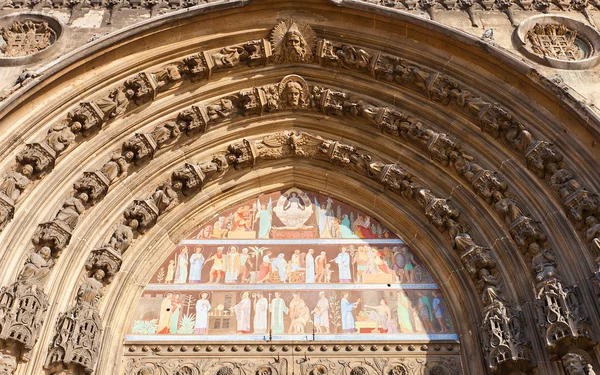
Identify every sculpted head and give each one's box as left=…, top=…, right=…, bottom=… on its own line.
left=0, top=354, right=16, bottom=375
left=282, top=81, right=304, bottom=107
left=562, top=353, right=589, bottom=375
left=283, top=29, right=306, bottom=60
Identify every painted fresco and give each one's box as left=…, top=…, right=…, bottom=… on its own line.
left=129, top=188, right=456, bottom=341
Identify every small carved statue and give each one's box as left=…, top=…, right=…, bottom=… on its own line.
left=19, top=246, right=54, bottom=284
left=477, top=268, right=503, bottom=305
left=586, top=216, right=600, bottom=254
left=206, top=99, right=235, bottom=122
left=530, top=243, right=557, bottom=282
left=0, top=170, right=30, bottom=202
left=212, top=46, right=249, bottom=69
left=562, top=352, right=596, bottom=375
left=76, top=269, right=105, bottom=307
left=151, top=183, right=178, bottom=213
left=55, top=193, right=89, bottom=229
left=44, top=122, right=79, bottom=154
left=100, top=153, right=130, bottom=183
left=0, top=354, right=16, bottom=375
left=108, top=224, right=134, bottom=253
left=96, top=88, right=129, bottom=119
left=547, top=163, right=581, bottom=200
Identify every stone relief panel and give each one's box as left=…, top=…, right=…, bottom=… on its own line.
left=0, top=19, right=56, bottom=57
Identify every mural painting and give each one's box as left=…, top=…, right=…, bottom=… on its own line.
left=129, top=189, right=456, bottom=341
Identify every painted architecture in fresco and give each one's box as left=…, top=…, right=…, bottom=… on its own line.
left=129, top=188, right=456, bottom=341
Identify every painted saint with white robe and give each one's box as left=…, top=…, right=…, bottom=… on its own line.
left=253, top=293, right=268, bottom=334
left=189, top=247, right=204, bottom=284
left=225, top=246, right=241, bottom=283
left=234, top=292, right=251, bottom=333
left=334, top=247, right=352, bottom=282
left=194, top=292, right=211, bottom=334
left=255, top=198, right=272, bottom=238
left=271, top=254, right=287, bottom=282
left=174, top=247, right=189, bottom=284
left=305, top=249, right=315, bottom=283
left=341, top=293, right=360, bottom=333
left=315, top=197, right=333, bottom=238
left=270, top=292, right=289, bottom=334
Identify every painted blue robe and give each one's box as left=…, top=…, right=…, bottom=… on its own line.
left=341, top=298, right=357, bottom=331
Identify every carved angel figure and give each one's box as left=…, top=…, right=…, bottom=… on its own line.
left=271, top=20, right=316, bottom=63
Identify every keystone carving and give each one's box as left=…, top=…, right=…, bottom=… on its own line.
left=271, top=20, right=316, bottom=63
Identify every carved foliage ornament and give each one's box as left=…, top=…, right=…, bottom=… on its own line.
left=0, top=20, right=56, bottom=57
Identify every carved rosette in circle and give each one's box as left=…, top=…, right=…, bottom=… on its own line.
left=256, top=366, right=274, bottom=375
left=309, top=365, right=327, bottom=375
left=0, top=20, right=56, bottom=57
left=388, top=364, right=408, bottom=375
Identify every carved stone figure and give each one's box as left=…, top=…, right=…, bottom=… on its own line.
left=100, top=153, right=130, bottom=183
left=586, top=216, right=600, bottom=254
left=454, top=233, right=495, bottom=276
left=0, top=170, right=30, bottom=202
left=19, top=247, right=54, bottom=285
left=279, top=75, right=308, bottom=109
left=74, top=171, right=110, bottom=203
left=547, top=164, right=581, bottom=200
left=177, top=106, right=209, bottom=134
left=525, top=140, right=563, bottom=178
left=530, top=243, right=557, bottom=282
left=124, top=199, right=160, bottom=234
left=32, top=220, right=72, bottom=254
left=151, top=183, right=178, bottom=213
left=477, top=268, right=503, bottom=305
left=66, top=102, right=105, bottom=135
left=124, top=72, right=157, bottom=106
left=205, top=99, right=235, bottom=122
left=212, top=46, right=249, bottom=69
left=108, top=224, right=134, bottom=253
left=0, top=20, right=56, bottom=57
left=417, top=189, right=460, bottom=231
left=16, top=142, right=56, bottom=176
left=55, top=193, right=88, bottom=229
left=271, top=20, right=316, bottom=63
left=562, top=352, right=596, bottom=375
left=77, top=270, right=105, bottom=307
left=43, top=123, right=78, bottom=154
left=0, top=354, right=16, bottom=375
left=494, top=197, right=546, bottom=249
left=150, top=121, right=181, bottom=148
left=183, top=53, right=209, bottom=81
left=122, top=133, right=158, bottom=163
left=152, top=65, right=182, bottom=90
left=95, top=88, right=129, bottom=119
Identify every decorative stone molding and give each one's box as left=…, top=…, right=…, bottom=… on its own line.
left=122, top=350, right=462, bottom=375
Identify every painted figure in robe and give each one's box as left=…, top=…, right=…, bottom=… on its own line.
left=432, top=291, right=448, bottom=332
left=341, top=292, right=360, bottom=333
left=253, top=292, right=268, bottom=334
left=255, top=198, right=273, bottom=238
left=333, top=247, right=351, bottom=282
left=189, top=247, right=204, bottom=284
left=305, top=248, right=315, bottom=283
left=194, top=292, right=211, bottom=334
left=169, top=293, right=182, bottom=334
left=270, top=292, right=289, bottom=334
left=157, top=292, right=173, bottom=334
left=257, top=251, right=272, bottom=283
left=271, top=253, right=287, bottom=282
left=417, top=292, right=434, bottom=332
left=396, top=291, right=414, bottom=332
left=174, top=247, right=189, bottom=284
left=234, top=291, right=252, bottom=333
left=364, top=299, right=397, bottom=333
left=315, top=197, right=333, bottom=238
left=225, top=246, right=241, bottom=283
left=312, top=291, right=330, bottom=333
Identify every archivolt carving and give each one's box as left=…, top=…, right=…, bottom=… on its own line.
left=1, top=24, right=598, bottom=302
left=45, top=130, right=529, bottom=374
